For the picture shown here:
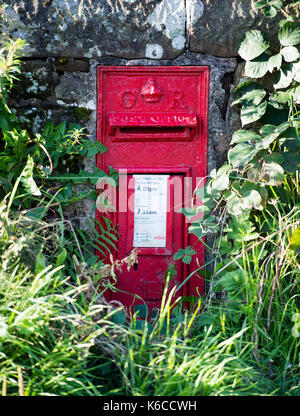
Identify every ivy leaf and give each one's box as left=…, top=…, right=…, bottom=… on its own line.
left=281, top=152, right=300, bottom=172
left=281, top=46, right=300, bottom=62
left=278, top=22, right=300, bottom=47
left=254, top=0, right=268, bottom=8
left=259, top=124, right=276, bottom=136
left=231, top=129, right=261, bottom=145
left=245, top=53, right=270, bottom=78
left=238, top=30, right=270, bottom=61
left=270, top=91, right=290, bottom=104
left=211, top=172, right=230, bottom=191
left=293, top=86, right=300, bottom=104
left=268, top=53, right=282, bottom=73
left=228, top=143, right=259, bottom=168
left=292, top=62, right=300, bottom=82
left=263, top=5, right=277, bottom=18
left=260, top=103, right=289, bottom=126
left=274, top=65, right=294, bottom=89
left=181, top=207, right=197, bottom=221
left=240, top=101, right=267, bottom=126
left=255, top=131, right=281, bottom=151
left=261, top=162, right=284, bottom=185
left=232, top=81, right=266, bottom=106
left=279, top=127, right=300, bottom=150
left=270, top=0, right=283, bottom=8
left=264, top=152, right=284, bottom=164
left=241, top=181, right=266, bottom=210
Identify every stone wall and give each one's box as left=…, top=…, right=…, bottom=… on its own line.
left=4, top=0, right=275, bottom=227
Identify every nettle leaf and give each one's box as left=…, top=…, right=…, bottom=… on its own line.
left=228, top=143, right=259, bottom=168
left=274, top=65, right=294, bottom=89
left=240, top=100, right=267, bottom=126
left=281, top=46, right=300, bottom=62
left=278, top=22, right=300, bottom=47
left=231, top=129, right=261, bottom=145
left=268, top=53, right=282, bottom=73
left=261, top=162, right=284, bottom=185
left=232, top=81, right=266, bottom=106
left=239, top=30, right=270, bottom=61
left=245, top=53, right=270, bottom=78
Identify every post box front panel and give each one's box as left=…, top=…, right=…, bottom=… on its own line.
left=97, top=66, right=209, bottom=311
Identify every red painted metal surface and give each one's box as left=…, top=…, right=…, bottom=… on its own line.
left=96, top=66, right=209, bottom=313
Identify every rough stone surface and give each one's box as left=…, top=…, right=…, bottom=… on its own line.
left=188, top=0, right=280, bottom=57
left=5, top=0, right=184, bottom=60
left=4, top=1, right=253, bottom=228
left=5, top=0, right=279, bottom=60
left=14, top=60, right=54, bottom=100
left=55, top=72, right=95, bottom=110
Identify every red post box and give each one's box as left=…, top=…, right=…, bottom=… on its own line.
left=97, top=66, right=209, bottom=313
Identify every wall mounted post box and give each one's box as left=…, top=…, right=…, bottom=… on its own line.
left=97, top=66, right=209, bottom=312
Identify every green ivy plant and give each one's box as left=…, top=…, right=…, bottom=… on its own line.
left=179, top=6, right=300, bottom=278
left=254, top=0, right=300, bottom=19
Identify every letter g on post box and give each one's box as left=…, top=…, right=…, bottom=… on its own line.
left=96, top=66, right=209, bottom=313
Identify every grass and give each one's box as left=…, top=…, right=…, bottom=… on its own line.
left=0, top=194, right=299, bottom=396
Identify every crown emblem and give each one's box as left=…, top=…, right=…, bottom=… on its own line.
left=141, top=78, right=163, bottom=103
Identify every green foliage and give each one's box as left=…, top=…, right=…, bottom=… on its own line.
left=174, top=245, right=197, bottom=264
left=254, top=0, right=300, bottom=19
left=178, top=4, right=300, bottom=396
left=0, top=206, right=128, bottom=396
